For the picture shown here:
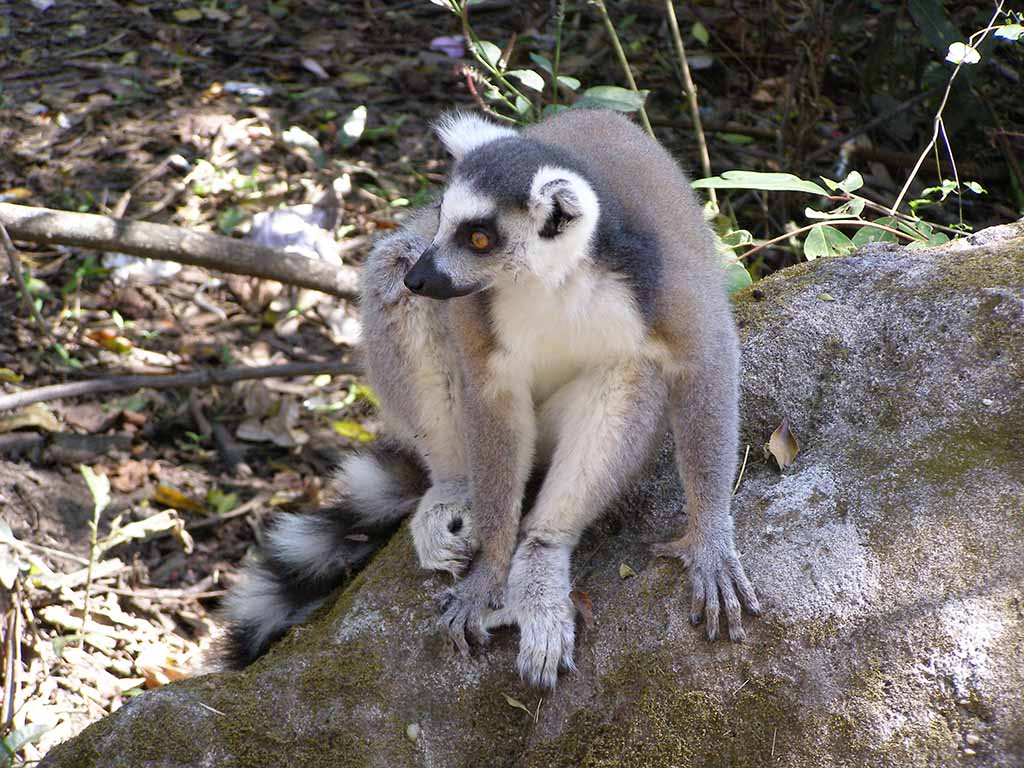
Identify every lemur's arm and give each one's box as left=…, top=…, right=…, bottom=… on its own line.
left=439, top=295, right=535, bottom=653
left=658, top=324, right=761, bottom=641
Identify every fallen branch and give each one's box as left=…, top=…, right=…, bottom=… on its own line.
left=0, top=203, right=361, bottom=301
left=0, top=360, right=362, bottom=412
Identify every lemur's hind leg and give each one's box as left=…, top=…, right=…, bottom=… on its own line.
left=500, top=360, right=666, bottom=688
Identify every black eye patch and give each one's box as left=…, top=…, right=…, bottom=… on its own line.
left=453, top=218, right=502, bottom=254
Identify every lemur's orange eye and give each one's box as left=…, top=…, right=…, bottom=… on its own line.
left=469, top=230, right=491, bottom=251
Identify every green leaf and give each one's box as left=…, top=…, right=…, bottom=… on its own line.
left=514, top=94, right=532, bottom=115
left=851, top=220, right=898, bottom=247
left=717, top=132, right=754, bottom=145
left=556, top=75, right=581, bottom=92
left=692, top=170, right=829, bottom=196
left=803, top=225, right=855, bottom=260
left=507, top=69, right=545, bottom=92
left=542, top=104, right=570, bottom=117
left=574, top=85, right=647, bottom=113
left=2, top=723, right=48, bottom=757
left=528, top=52, right=553, bottom=75
left=803, top=226, right=829, bottom=261
left=964, top=181, right=986, bottom=195
left=724, top=260, right=753, bottom=295
left=471, top=40, right=503, bottom=70
left=908, top=0, right=961, bottom=53
left=691, top=21, right=709, bottom=46
left=995, top=23, right=1024, bottom=41
left=79, top=465, right=111, bottom=517
left=217, top=206, right=245, bottom=235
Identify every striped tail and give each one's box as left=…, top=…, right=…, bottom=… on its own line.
left=220, top=442, right=427, bottom=668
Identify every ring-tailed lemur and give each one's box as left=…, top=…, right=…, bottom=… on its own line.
left=222, top=109, right=761, bottom=687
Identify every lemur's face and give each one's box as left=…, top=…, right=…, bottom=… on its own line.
left=404, top=160, right=600, bottom=300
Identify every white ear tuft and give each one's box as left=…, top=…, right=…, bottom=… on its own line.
left=529, top=166, right=600, bottom=237
left=434, top=111, right=517, bottom=161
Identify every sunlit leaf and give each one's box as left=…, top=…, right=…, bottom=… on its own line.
left=331, top=420, right=375, bottom=443
left=724, top=260, right=752, bottom=295
left=471, top=40, right=503, bottom=70
left=341, top=105, right=367, bottom=148
left=173, top=8, right=202, bottom=22
left=0, top=368, right=23, bottom=383
left=80, top=465, right=111, bottom=517
left=619, top=563, right=638, bottom=579
left=556, top=75, right=580, bottom=91
left=691, top=21, right=709, bottom=46
left=507, top=69, right=544, bottom=92
left=945, top=42, right=980, bottom=65
left=994, top=23, right=1024, bottom=41
left=693, top=170, right=829, bottom=196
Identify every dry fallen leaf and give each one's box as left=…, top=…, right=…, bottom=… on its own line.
left=501, top=693, right=533, bottom=717
left=0, top=403, right=61, bottom=434
left=569, top=589, right=594, bottom=628
left=618, top=563, right=638, bottom=580
left=151, top=486, right=206, bottom=516
left=767, top=417, right=800, bottom=469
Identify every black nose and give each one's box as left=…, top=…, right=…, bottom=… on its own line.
left=404, top=251, right=465, bottom=299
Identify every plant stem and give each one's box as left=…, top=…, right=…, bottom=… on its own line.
left=552, top=0, right=565, bottom=106
left=589, top=0, right=654, bottom=137
left=460, top=0, right=536, bottom=120
left=0, top=222, right=52, bottom=340
left=79, top=499, right=101, bottom=649
left=665, top=1, right=716, bottom=206
left=889, top=1, right=1005, bottom=214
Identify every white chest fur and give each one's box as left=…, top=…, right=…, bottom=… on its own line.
left=488, top=265, right=646, bottom=403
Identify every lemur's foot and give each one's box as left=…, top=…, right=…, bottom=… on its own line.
left=412, top=482, right=477, bottom=576
left=653, top=533, right=761, bottom=642
left=439, top=562, right=502, bottom=656
left=506, top=539, right=577, bottom=688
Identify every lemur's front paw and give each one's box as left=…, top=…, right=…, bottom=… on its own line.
left=516, top=595, right=576, bottom=688
left=654, top=535, right=761, bottom=642
left=506, top=539, right=576, bottom=688
left=412, top=483, right=477, bottom=577
left=439, top=563, right=502, bottom=656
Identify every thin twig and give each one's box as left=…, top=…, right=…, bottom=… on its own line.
left=739, top=220, right=916, bottom=262
left=589, top=0, right=655, bottom=137
left=0, top=360, right=362, bottom=412
left=79, top=487, right=103, bottom=649
left=890, top=1, right=1006, bottom=214
left=665, top=1, right=716, bottom=206
left=732, top=444, right=750, bottom=496
left=0, top=221, right=52, bottom=339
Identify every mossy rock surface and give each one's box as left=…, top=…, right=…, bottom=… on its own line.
left=42, top=224, right=1024, bottom=768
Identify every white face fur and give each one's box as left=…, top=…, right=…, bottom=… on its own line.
left=401, top=114, right=602, bottom=300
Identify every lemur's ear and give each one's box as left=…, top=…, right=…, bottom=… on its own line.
left=434, top=111, right=517, bottom=161
left=529, top=169, right=596, bottom=239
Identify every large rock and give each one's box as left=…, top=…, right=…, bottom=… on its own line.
left=42, top=224, right=1024, bottom=768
